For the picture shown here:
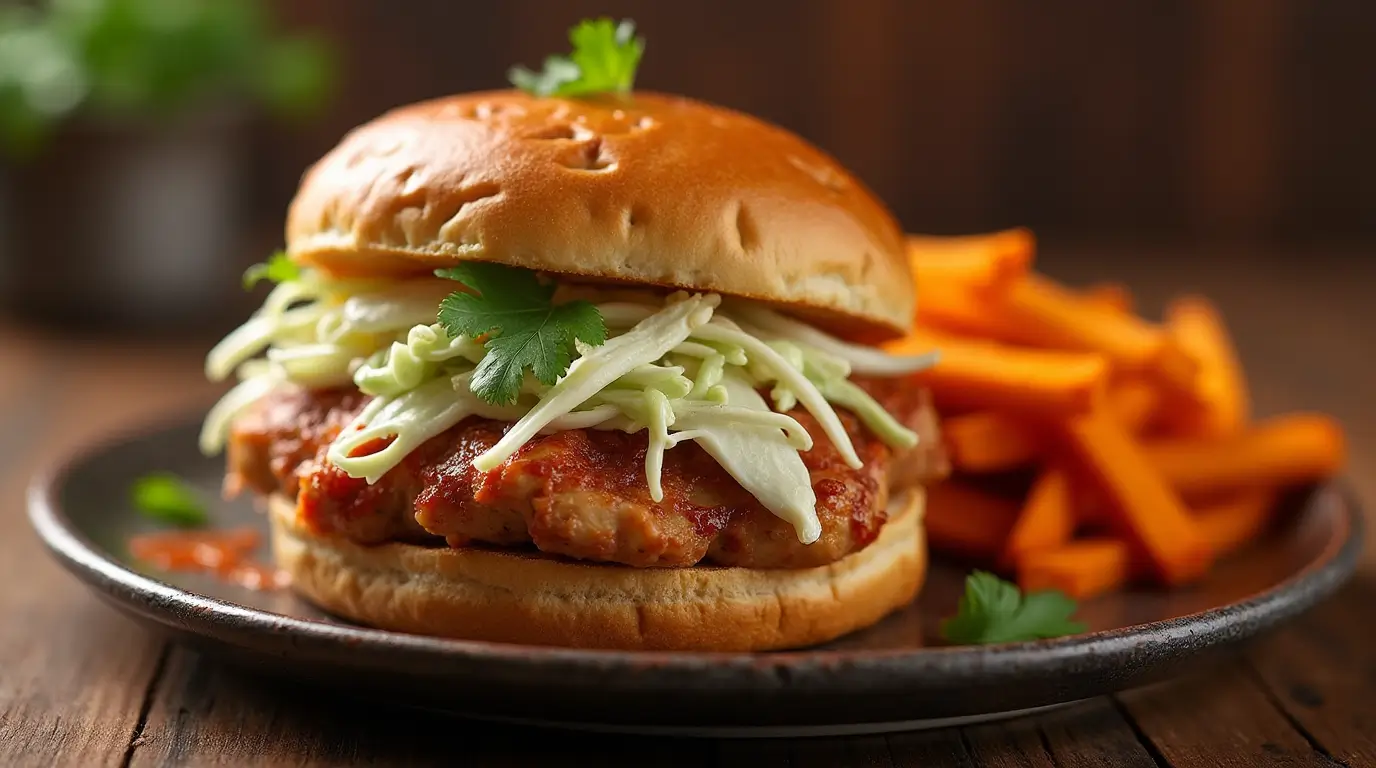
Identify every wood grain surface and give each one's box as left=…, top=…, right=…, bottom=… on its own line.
left=0, top=246, right=1371, bottom=766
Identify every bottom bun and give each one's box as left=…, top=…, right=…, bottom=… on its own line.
left=269, top=490, right=927, bottom=651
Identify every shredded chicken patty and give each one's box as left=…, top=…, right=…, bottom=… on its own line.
left=227, top=378, right=946, bottom=568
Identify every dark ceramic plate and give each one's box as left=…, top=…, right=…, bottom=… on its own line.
left=29, top=420, right=1363, bottom=736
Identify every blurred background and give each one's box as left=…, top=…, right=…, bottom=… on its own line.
left=0, top=0, right=1372, bottom=336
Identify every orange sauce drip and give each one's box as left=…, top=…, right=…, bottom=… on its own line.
left=128, top=528, right=290, bottom=590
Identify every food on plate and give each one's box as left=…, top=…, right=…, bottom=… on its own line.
left=186, top=16, right=1344, bottom=649
left=128, top=527, right=288, bottom=591
left=923, top=482, right=1018, bottom=563
left=128, top=472, right=288, bottom=590
left=130, top=472, right=210, bottom=527
left=892, top=232, right=1347, bottom=601
left=940, top=570, right=1084, bottom=645
left=1018, top=492, right=1276, bottom=598
left=198, top=19, right=947, bottom=651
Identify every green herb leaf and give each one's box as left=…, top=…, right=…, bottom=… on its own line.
left=242, top=251, right=300, bottom=290
left=940, top=571, right=1086, bottom=645
left=508, top=18, right=644, bottom=98
left=509, top=56, right=581, bottom=98
left=436, top=263, right=607, bottom=405
left=131, top=472, right=209, bottom=528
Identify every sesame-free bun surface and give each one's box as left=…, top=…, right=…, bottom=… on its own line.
left=270, top=489, right=926, bottom=651
left=286, top=91, right=913, bottom=340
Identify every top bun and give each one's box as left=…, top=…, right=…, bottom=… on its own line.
left=286, top=91, right=913, bottom=340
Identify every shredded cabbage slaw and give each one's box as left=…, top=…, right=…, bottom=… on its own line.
left=201, top=272, right=939, bottom=544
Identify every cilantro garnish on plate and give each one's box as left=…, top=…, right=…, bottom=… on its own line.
left=509, top=18, right=645, bottom=98
left=130, top=472, right=209, bottom=528
left=940, top=571, right=1086, bottom=645
left=436, top=263, right=607, bottom=405
left=242, top=251, right=300, bottom=290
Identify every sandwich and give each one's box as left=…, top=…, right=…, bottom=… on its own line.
left=199, top=20, right=946, bottom=651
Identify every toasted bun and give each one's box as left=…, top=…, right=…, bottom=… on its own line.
left=270, top=489, right=926, bottom=651
left=286, top=91, right=913, bottom=341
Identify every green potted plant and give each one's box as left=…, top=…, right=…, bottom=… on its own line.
left=0, top=0, right=335, bottom=329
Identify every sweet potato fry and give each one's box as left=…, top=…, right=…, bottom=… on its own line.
left=941, top=412, right=1043, bottom=473
left=924, top=481, right=1020, bottom=564
left=915, top=287, right=1039, bottom=345
left=917, top=277, right=1135, bottom=347
left=1195, top=492, right=1277, bottom=552
left=907, top=228, right=1034, bottom=290
left=993, top=274, right=1200, bottom=397
left=1109, top=378, right=1162, bottom=434
left=1017, top=491, right=1277, bottom=599
left=1002, top=468, right=1075, bottom=570
left=1070, top=382, right=1165, bottom=528
left=941, top=380, right=1159, bottom=474
left=888, top=329, right=1109, bottom=418
left=1164, top=295, right=1250, bottom=437
left=1080, top=282, right=1135, bottom=314
left=1060, top=408, right=1214, bottom=585
left=994, top=274, right=1158, bottom=360
left=1018, top=540, right=1131, bottom=600
left=1145, top=413, right=1345, bottom=498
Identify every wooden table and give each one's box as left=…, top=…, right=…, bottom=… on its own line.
left=1, top=244, right=1372, bottom=767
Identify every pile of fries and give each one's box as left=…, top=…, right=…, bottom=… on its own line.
left=885, top=230, right=1346, bottom=599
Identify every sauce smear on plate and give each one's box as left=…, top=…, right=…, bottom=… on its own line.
left=129, top=528, right=290, bottom=590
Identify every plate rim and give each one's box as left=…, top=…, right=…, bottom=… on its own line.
left=26, top=419, right=1366, bottom=683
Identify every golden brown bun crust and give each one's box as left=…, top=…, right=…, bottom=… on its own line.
left=286, top=91, right=913, bottom=341
left=270, top=490, right=926, bottom=651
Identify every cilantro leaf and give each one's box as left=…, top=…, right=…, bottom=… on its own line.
left=131, top=473, right=209, bottom=528
left=509, top=18, right=645, bottom=98
left=242, top=251, right=300, bottom=290
left=436, top=263, right=607, bottom=405
left=940, top=571, right=1086, bottom=645
left=510, top=56, right=581, bottom=98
